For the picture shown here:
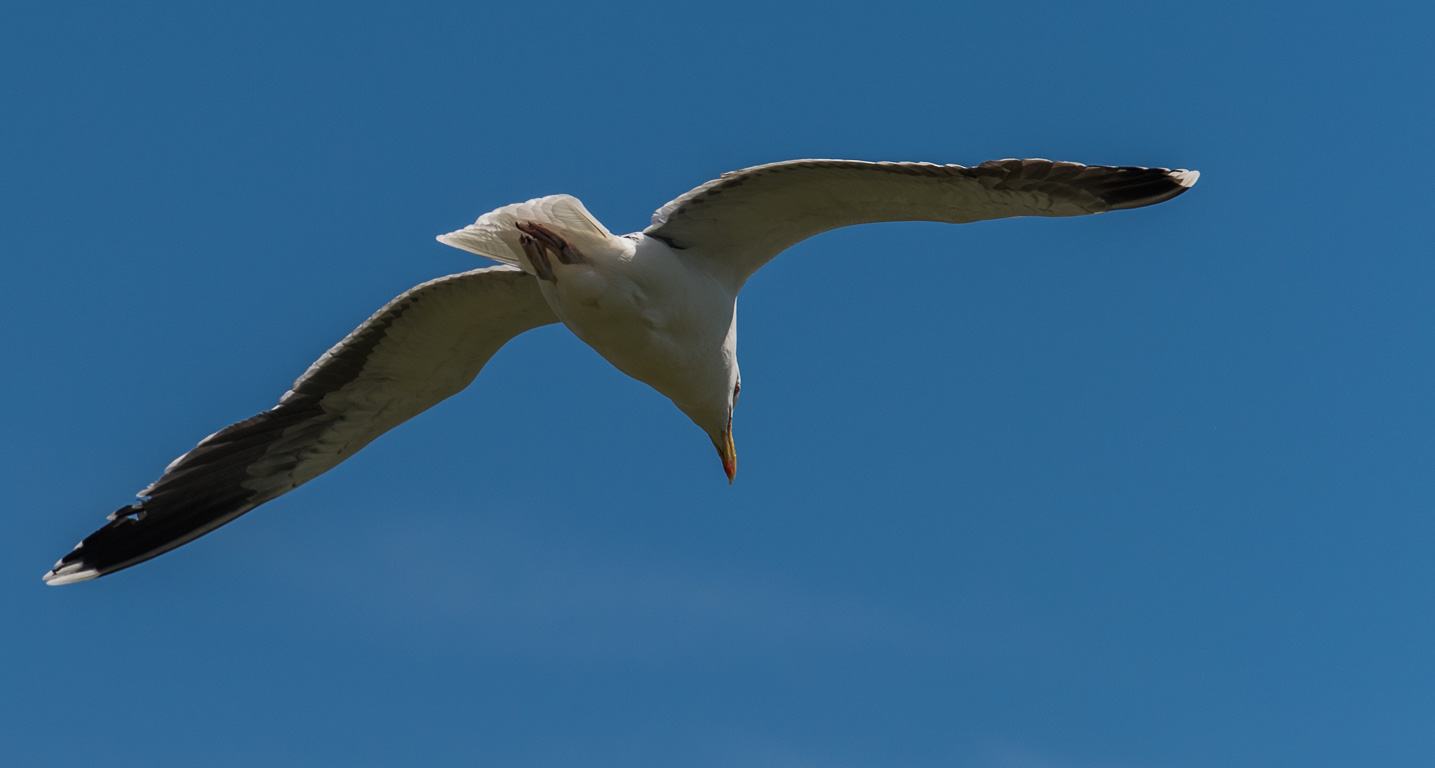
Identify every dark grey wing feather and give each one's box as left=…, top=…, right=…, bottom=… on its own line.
left=45, top=265, right=556, bottom=584
left=645, top=158, right=1198, bottom=289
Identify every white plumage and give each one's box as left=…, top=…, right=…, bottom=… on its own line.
left=45, top=157, right=1197, bottom=585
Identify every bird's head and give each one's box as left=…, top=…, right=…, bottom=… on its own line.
left=675, top=372, right=740, bottom=484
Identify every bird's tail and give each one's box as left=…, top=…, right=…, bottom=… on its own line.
left=437, top=194, right=615, bottom=271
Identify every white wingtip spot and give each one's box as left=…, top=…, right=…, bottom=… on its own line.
left=44, top=565, right=100, bottom=586
left=1172, top=169, right=1200, bottom=188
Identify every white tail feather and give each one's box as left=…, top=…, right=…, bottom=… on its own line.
left=437, top=194, right=615, bottom=271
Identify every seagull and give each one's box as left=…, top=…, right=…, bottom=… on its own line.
left=44, top=157, right=1198, bottom=585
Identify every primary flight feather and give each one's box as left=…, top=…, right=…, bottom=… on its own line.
left=45, top=157, right=1198, bottom=585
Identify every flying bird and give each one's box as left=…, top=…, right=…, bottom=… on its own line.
left=44, top=157, right=1198, bottom=585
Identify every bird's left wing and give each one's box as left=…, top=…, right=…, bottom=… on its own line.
left=45, top=265, right=557, bottom=584
left=645, top=158, right=1198, bottom=290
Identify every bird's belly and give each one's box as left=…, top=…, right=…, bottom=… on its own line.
left=562, top=298, right=680, bottom=383
left=541, top=267, right=725, bottom=404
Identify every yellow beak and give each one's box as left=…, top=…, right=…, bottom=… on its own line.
left=715, top=428, right=736, bottom=484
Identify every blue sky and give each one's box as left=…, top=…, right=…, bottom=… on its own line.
left=3, top=1, right=1432, bottom=766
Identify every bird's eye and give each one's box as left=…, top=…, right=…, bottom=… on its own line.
left=733, top=381, right=741, bottom=402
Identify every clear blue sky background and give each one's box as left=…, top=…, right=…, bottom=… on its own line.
left=3, top=2, right=1431, bottom=766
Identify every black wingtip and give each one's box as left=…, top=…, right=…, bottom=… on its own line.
left=44, top=506, right=166, bottom=585
left=971, top=158, right=1199, bottom=213
left=42, top=395, right=337, bottom=585
left=1096, top=166, right=1200, bottom=211
left=44, top=491, right=259, bottom=584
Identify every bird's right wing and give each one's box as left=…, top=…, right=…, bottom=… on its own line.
left=645, top=158, right=1198, bottom=290
left=45, top=265, right=557, bottom=585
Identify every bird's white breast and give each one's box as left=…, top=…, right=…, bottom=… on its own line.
left=539, top=235, right=736, bottom=413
